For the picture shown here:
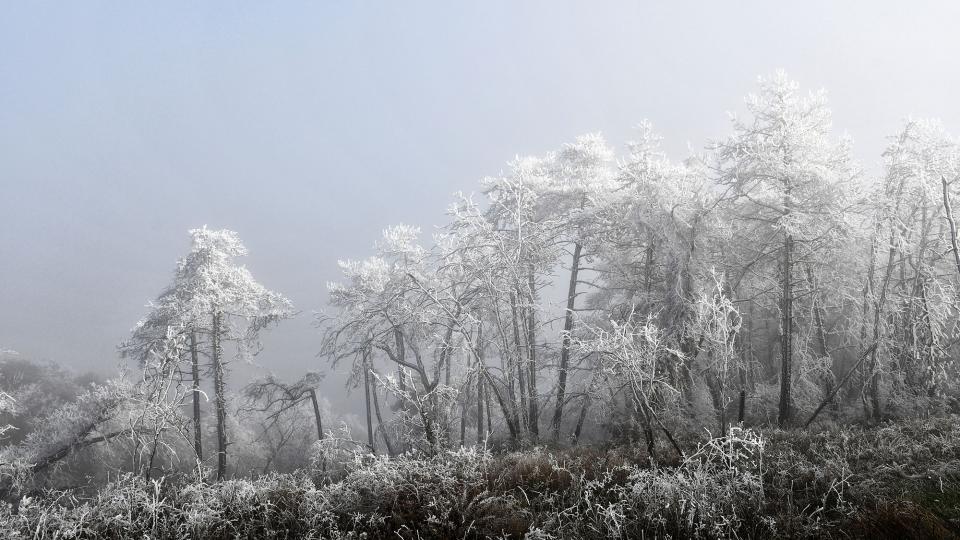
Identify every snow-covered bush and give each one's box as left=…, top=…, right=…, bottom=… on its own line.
left=3, top=411, right=960, bottom=539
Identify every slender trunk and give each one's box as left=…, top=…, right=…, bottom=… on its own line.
left=805, top=344, right=878, bottom=427
left=438, top=306, right=460, bottom=445
left=526, top=272, right=539, bottom=440
left=863, top=173, right=908, bottom=419
left=485, top=389, right=493, bottom=436
left=473, top=317, right=520, bottom=439
left=573, top=361, right=602, bottom=445
left=509, top=291, right=528, bottom=435
left=552, top=245, right=581, bottom=441
left=859, top=226, right=879, bottom=411
left=459, top=347, right=470, bottom=447
left=868, top=234, right=898, bottom=421
left=744, top=302, right=755, bottom=389
left=477, top=375, right=485, bottom=443
left=807, top=267, right=829, bottom=358
left=190, top=331, right=203, bottom=462
left=704, top=362, right=725, bottom=435
left=369, top=372, right=394, bottom=456
left=445, top=346, right=452, bottom=387
left=484, top=370, right=519, bottom=439
left=807, top=266, right=834, bottom=408
left=476, top=324, right=485, bottom=444
left=459, top=377, right=468, bottom=446
left=418, top=400, right=438, bottom=453
left=675, top=227, right=699, bottom=405
left=363, top=351, right=375, bottom=453
left=308, top=389, right=323, bottom=441
left=778, top=198, right=794, bottom=426
left=572, top=394, right=591, bottom=445
left=211, top=311, right=227, bottom=481
left=145, top=436, right=159, bottom=481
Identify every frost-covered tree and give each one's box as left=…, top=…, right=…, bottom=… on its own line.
left=0, top=379, right=134, bottom=496
left=321, top=225, right=465, bottom=453
left=860, top=119, right=960, bottom=418
left=0, top=356, right=106, bottom=447
left=690, top=271, right=744, bottom=434
left=714, top=73, right=858, bottom=426
left=537, top=134, right=616, bottom=441
left=242, top=372, right=325, bottom=443
left=571, top=314, right=684, bottom=459
left=239, top=372, right=326, bottom=473
left=581, top=122, right=721, bottom=431
left=124, top=227, right=293, bottom=479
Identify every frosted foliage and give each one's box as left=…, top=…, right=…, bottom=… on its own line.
left=124, top=226, right=293, bottom=365
left=718, top=71, right=856, bottom=243
left=0, top=392, right=15, bottom=440
left=376, top=224, right=425, bottom=260
left=179, top=226, right=293, bottom=323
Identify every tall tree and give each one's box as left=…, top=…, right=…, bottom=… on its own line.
left=862, top=120, right=960, bottom=418
left=537, top=133, right=615, bottom=442
left=714, top=73, right=856, bottom=426
left=124, top=227, right=293, bottom=479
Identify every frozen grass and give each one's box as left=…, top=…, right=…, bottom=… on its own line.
left=3, top=417, right=960, bottom=539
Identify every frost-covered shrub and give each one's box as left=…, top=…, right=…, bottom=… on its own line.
left=547, top=427, right=770, bottom=539
left=4, top=416, right=960, bottom=539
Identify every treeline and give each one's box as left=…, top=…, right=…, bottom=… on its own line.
left=320, top=71, right=960, bottom=457
left=3, top=72, right=960, bottom=498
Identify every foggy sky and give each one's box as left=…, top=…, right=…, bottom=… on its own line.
left=3, top=1, right=960, bottom=405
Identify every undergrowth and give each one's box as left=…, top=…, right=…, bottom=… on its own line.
left=3, top=417, right=960, bottom=539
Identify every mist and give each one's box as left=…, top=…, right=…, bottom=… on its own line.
left=4, top=3, right=960, bottom=538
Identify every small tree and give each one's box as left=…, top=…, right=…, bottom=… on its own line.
left=241, top=372, right=325, bottom=443
left=572, top=314, right=684, bottom=460
left=690, top=271, right=744, bottom=434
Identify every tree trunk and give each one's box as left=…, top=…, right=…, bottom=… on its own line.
left=459, top=377, right=468, bottom=446
left=704, top=365, right=726, bottom=435
left=211, top=311, right=227, bottom=481
left=145, top=435, right=159, bottom=481
left=485, top=389, right=493, bottom=436
left=190, top=331, right=203, bottom=462
left=805, top=344, right=878, bottom=427
left=572, top=393, right=591, bottom=445
left=807, top=266, right=834, bottom=408
left=509, top=291, right=529, bottom=435
left=477, top=375, right=485, bottom=444
left=778, top=222, right=794, bottom=427
left=552, top=243, right=581, bottom=442
left=369, top=371, right=394, bottom=456
left=526, top=272, right=539, bottom=440
left=476, top=324, right=485, bottom=444
left=308, top=389, right=323, bottom=441
left=363, top=351, right=375, bottom=454
left=868, top=234, right=899, bottom=421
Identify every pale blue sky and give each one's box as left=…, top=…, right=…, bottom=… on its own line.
left=2, top=1, right=959, bottom=393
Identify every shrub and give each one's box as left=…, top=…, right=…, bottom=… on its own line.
left=4, top=416, right=960, bottom=539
